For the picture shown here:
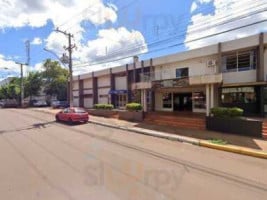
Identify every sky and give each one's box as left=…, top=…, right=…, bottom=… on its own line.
left=0, top=0, right=267, bottom=80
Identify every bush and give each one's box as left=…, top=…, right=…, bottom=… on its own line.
left=93, top=104, right=114, bottom=110
left=126, top=103, right=142, bottom=111
left=210, top=107, right=243, bottom=118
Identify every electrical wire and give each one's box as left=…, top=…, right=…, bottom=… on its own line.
left=73, top=2, right=267, bottom=68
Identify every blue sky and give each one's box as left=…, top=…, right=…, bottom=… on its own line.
left=0, top=0, right=267, bottom=79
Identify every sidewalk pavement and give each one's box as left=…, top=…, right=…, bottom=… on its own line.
left=32, top=107, right=267, bottom=159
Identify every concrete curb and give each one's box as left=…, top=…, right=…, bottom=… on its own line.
left=32, top=109, right=267, bottom=159
left=89, top=120, right=200, bottom=146
left=199, top=141, right=267, bottom=159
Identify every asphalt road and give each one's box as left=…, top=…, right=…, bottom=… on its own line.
left=0, top=109, right=266, bottom=200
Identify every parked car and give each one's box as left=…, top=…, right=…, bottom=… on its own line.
left=0, top=99, right=18, bottom=108
left=55, top=107, right=89, bottom=124
left=32, top=100, right=48, bottom=107
left=51, top=100, right=69, bottom=108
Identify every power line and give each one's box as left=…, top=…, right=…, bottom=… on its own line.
left=74, top=0, right=267, bottom=65
left=73, top=2, right=267, bottom=68
left=72, top=18, right=267, bottom=71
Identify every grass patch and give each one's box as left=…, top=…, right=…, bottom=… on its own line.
left=208, top=138, right=228, bottom=145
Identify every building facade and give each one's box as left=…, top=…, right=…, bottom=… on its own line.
left=72, top=33, right=267, bottom=117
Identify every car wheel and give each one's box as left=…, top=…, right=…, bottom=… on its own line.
left=55, top=116, right=60, bottom=122
left=68, top=118, right=73, bottom=125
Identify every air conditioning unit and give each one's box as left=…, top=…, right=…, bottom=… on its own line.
left=207, top=59, right=217, bottom=67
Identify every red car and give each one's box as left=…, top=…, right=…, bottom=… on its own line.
left=55, top=107, right=89, bottom=124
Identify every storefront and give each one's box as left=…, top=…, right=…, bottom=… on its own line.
left=220, top=85, right=264, bottom=116
left=109, top=90, right=128, bottom=109
left=158, top=90, right=206, bottom=113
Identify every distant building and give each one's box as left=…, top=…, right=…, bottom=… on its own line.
left=0, top=77, right=14, bottom=87
left=71, top=32, right=267, bottom=117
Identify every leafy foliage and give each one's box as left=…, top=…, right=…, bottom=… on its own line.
left=94, top=104, right=114, bottom=110
left=41, top=59, right=69, bottom=100
left=126, top=103, right=142, bottom=111
left=210, top=107, right=243, bottom=118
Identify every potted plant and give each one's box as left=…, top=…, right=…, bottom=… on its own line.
left=118, top=103, right=144, bottom=122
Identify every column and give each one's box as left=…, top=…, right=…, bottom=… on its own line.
left=210, top=84, right=214, bottom=109
left=206, top=84, right=210, bottom=116
left=143, top=90, right=147, bottom=112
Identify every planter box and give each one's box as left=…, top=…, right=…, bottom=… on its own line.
left=87, top=109, right=118, bottom=118
left=206, top=116, right=262, bottom=138
left=118, top=111, right=144, bottom=122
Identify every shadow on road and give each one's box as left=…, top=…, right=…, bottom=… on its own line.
left=0, top=121, right=56, bottom=135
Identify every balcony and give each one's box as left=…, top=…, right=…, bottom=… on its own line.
left=133, top=70, right=222, bottom=89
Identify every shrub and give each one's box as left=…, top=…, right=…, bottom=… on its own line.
left=210, top=107, right=243, bottom=118
left=126, top=103, right=142, bottom=111
left=228, top=107, right=244, bottom=117
left=94, top=104, right=114, bottom=110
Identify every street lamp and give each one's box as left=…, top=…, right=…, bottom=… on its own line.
left=15, top=62, right=26, bottom=107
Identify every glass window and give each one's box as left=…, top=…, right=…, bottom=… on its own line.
left=162, top=93, right=172, bottom=108
left=193, top=92, right=206, bottom=109
left=176, top=68, right=188, bottom=78
left=221, top=87, right=256, bottom=104
left=222, top=50, right=257, bottom=72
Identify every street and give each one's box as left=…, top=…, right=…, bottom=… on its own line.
left=0, top=109, right=266, bottom=200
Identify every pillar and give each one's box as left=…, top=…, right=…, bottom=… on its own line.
left=143, top=90, right=147, bottom=112
left=206, top=84, right=210, bottom=116
left=258, top=32, right=264, bottom=81
left=210, top=84, right=214, bottom=109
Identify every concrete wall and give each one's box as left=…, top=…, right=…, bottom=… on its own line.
left=98, top=88, right=110, bottom=104
left=154, top=55, right=218, bottom=81
left=115, top=76, right=127, bottom=90
left=222, top=70, right=257, bottom=84
left=83, top=78, right=93, bottom=89
left=98, top=75, right=110, bottom=87
left=221, top=34, right=259, bottom=53
left=264, top=49, right=267, bottom=81
left=84, top=98, right=93, bottom=108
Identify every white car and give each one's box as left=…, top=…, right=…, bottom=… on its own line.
left=32, top=100, right=48, bottom=107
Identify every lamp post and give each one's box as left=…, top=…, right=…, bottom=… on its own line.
left=15, top=62, right=25, bottom=107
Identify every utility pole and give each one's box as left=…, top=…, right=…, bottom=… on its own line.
left=15, top=62, right=24, bottom=107
left=55, top=28, right=75, bottom=107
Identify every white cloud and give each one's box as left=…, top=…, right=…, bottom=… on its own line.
left=191, top=2, right=198, bottom=13
left=72, top=27, right=147, bottom=73
left=0, top=54, right=20, bottom=77
left=0, top=0, right=117, bottom=29
left=0, top=0, right=148, bottom=76
left=185, top=0, right=267, bottom=49
left=31, top=37, right=42, bottom=45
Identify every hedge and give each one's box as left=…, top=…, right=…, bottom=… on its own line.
left=126, top=103, right=142, bottom=111
left=93, top=104, right=114, bottom=110
left=210, top=107, right=243, bottom=118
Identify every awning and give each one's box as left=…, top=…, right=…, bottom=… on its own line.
left=109, top=90, right=128, bottom=95
left=222, top=81, right=267, bottom=87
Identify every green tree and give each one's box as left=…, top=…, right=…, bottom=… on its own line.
left=0, top=78, right=20, bottom=100
left=41, top=59, right=69, bottom=101
left=24, top=71, right=43, bottom=101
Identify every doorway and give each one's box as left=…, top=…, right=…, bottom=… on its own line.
left=173, top=93, right=192, bottom=111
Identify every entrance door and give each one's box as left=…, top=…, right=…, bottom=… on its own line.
left=173, top=93, right=192, bottom=111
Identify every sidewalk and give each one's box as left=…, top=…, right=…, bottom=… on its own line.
left=32, top=107, right=267, bottom=159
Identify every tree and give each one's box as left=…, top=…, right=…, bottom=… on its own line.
left=24, top=71, right=43, bottom=101
left=0, top=78, right=20, bottom=100
left=41, top=59, right=69, bottom=101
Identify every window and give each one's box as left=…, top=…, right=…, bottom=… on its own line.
left=222, top=49, right=257, bottom=72
left=117, top=94, right=127, bottom=108
left=221, top=87, right=257, bottom=104
left=162, top=93, right=172, bottom=108
left=193, top=92, right=206, bottom=109
left=176, top=68, right=188, bottom=78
